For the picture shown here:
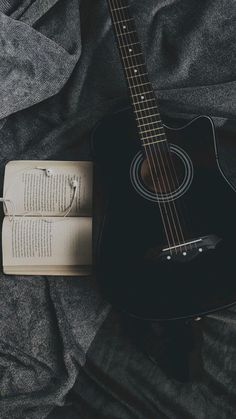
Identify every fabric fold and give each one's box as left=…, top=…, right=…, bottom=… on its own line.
left=0, top=0, right=81, bottom=120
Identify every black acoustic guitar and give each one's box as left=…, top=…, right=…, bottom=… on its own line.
left=92, top=0, right=236, bottom=320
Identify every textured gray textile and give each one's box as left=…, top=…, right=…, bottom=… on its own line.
left=0, top=0, right=236, bottom=418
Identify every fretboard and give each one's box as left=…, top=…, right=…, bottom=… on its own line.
left=107, top=0, right=166, bottom=147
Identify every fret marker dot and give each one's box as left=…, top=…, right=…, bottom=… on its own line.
left=123, top=25, right=126, bottom=29
left=129, top=48, right=132, bottom=52
left=141, top=96, right=145, bottom=100
left=134, top=69, right=138, bottom=73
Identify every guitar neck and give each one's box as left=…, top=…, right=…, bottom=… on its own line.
left=107, top=0, right=166, bottom=145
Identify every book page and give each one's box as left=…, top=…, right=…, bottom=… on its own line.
left=3, top=160, right=93, bottom=217
left=2, top=217, right=92, bottom=275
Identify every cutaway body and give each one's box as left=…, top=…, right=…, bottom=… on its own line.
left=92, top=108, right=236, bottom=320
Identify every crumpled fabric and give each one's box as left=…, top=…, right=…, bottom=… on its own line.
left=0, top=0, right=236, bottom=418
left=0, top=0, right=81, bottom=124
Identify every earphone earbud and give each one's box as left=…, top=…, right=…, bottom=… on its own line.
left=35, top=167, right=53, bottom=177
left=46, top=168, right=53, bottom=177
left=71, top=179, right=78, bottom=188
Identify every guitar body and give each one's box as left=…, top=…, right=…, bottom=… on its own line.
left=92, top=107, right=236, bottom=320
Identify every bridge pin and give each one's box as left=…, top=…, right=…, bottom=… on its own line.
left=167, top=256, right=171, bottom=260
left=183, top=252, right=187, bottom=256
left=199, top=248, right=203, bottom=252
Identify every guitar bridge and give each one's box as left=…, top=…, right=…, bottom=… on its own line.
left=145, top=235, right=222, bottom=263
left=161, top=235, right=222, bottom=262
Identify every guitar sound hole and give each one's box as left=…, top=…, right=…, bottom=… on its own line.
left=140, top=154, right=185, bottom=194
left=130, top=146, right=194, bottom=203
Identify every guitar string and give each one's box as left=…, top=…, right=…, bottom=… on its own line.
left=110, top=0, right=187, bottom=253
left=110, top=0, right=184, bottom=253
left=122, top=29, right=189, bottom=250
left=117, top=1, right=197, bottom=253
left=109, top=0, right=175, bottom=253
left=114, top=0, right=195, bottom=254
left=117, top=0, right=191, bottom=254
left=111, top=0, right=197, bottom=255
left=117, top=2, right=197, bottom=253
left=113, top=0, right=188, bottom=251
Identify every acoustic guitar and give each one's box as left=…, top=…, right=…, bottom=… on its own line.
left=92, top=0, right=236, bottom=320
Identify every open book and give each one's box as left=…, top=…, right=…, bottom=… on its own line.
left=2, top=160, right=93, bottom=276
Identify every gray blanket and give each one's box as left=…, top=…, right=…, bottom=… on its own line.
left=0, top=0, right=236, bottom=418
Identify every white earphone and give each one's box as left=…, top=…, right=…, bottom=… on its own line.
left=70, top=179, right=78, bottom=188
left=35, top=167, right=53, bottom=177
left=0, top=167, right=79, bottom=222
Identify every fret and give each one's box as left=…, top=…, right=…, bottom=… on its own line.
left=129, top=82, right=151, bottom=89
left=121, top=52, right=142, bottom=59
left=109, top=0, right=130, bottom=12
left=117, top=30, right=136, bottom=37
left=138, top=120, right=162, bottom=128
left=141, top=132, right=166, bottom=141
left=136, top=112, right=161, bottom=121
left=122, top=52, right=143, bottom=58
left=125, top=63, right=144, bottom=70
left=142, top=138, right=167, bottom=146
left=114, top=18, right=133, bottom=25
left=121, top=42, right=140, bottom=48
left=132, top=90, right=154, bottom=97
left=126, top=71, right=148, bottom=80
left=127, top=73, right=148, bottom=80
left=112, top=5, right=129, bottom=12
left=134, top=105, right=158, bottom=114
